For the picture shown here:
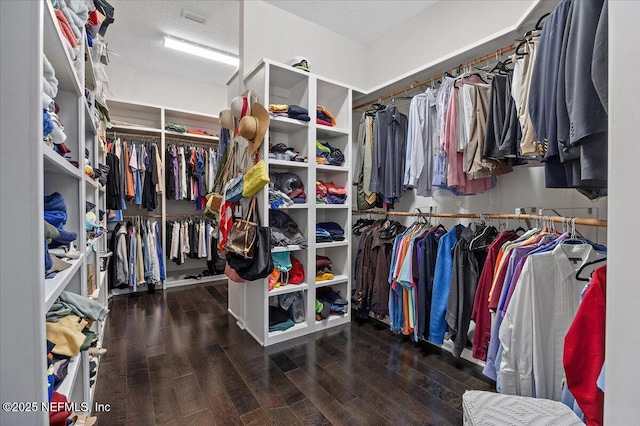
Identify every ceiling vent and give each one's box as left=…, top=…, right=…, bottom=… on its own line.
left=181, top=9, right=207, bottom=24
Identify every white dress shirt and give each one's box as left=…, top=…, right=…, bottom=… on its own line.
left=404, top=89, right=437, bottom=196
left=499, top=243, right=603, bottom=400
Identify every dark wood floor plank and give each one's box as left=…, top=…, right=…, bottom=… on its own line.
left=265, top=406, right=304, bottom=426
left=150, top=378, right=183, bottom=425
left=241, top=407, right=272, bottom=425
left=184, top=409, right=216, bottom=426
left=289, top=398, right=332, bottom=426
left=174, top=373, right=209, bottom=417
left=285, top=368, right=356, bottom=426
left=96, top=282, right=495, bottom=425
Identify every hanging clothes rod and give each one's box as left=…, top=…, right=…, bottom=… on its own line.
left=352, top=210, right=607, bottom=228
left=107, top=131, right=161, bottom=140
left=122, top=214, right=162, bottom=219
left=352, top=43, right=516, bottom=111
left=165, top=137, right=219, bottom=147
left=122, top=213, right=214, bottom=219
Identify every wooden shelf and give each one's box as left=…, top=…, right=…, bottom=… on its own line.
left=85, top=56, right=97, bottom=90
left=269, top=159, right=309, bottom=168
left=43, top=0, right=82, bottom=96
left=272, top=204, right=309, bottom=211
left=84, top=100, right=97, bottom=134
left=164, top=130, right=219, bottom=142
left=43, top=144, right=83, bottom=179
left=84, top=174, right=99, bottom=189
left=316, top=241, right=349, bottom=249
left=44, top=253, right=85, bottom=311
left=107, top=123, right=162, bottom=134
left=271, top=245, right=307, bottom=253
left=316, top=125, right=349, bottom=138
left=269, top=116, right=309, bottom=133
left=268, top=283, right=308, bottom=296
left=268, top=322, right=308, bottom=338
left=316, top=204, right=349, bottom=209
left=315, top=275, right=349, bottom=288
left=316, top=164, right=348, bottom=172
left=315, top=314, right=349, bottom=329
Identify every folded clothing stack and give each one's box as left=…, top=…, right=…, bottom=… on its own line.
left=316, top=287, right=348, bottom=320
left=316, top=105, right=337, bottom=127
left=269, top=251, right=305, bottom=291
left=164, top=122, right=214, bottom=136
left=269, top=104, right=289, bottom=117
left=269, top=143, right=306, bottom=162
left=316, top=140, right=345, bottom=166
left=316, top=222, right=344, bottom=242
left=270, top=172, right=306, bottom=204
left=269, top=291, right=305, bottom=332
left=44, top=193, right=78, bottom=276
left=269, top=210, right=308, bottom=248
left=43, top=54, right=72, bottom=159
left=316, top=180, right=347, bottom=204
left=288, top=105, right=311, bottom=122
left=268, top=104, right=311, bottom=122
left=316, top=255, right=334, bottom=282
left=52, top=0, right=91, bottom=63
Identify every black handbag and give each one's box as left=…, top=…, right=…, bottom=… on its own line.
left=226, top=202, right=273, bottom=281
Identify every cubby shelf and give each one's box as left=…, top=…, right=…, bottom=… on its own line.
left=315, top=275, right=349, bottom=288
left=232, top=59, right=353, bottom=346
left=268, top=283, right=309, bottom=296
left=269, top=159, right=309, bottom=168
left=44, top=254, right=85, bottom=310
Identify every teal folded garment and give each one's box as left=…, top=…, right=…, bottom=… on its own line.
left=268, top=318, right=295, bottom=332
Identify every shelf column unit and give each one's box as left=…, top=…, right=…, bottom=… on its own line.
left=236, top=59, right=353, bottom=346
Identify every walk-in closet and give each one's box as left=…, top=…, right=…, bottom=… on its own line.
left=1, top=1, right=637, bottom=425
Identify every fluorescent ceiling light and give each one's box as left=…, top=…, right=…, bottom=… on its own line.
left=163, top=36, right=239, bottom=67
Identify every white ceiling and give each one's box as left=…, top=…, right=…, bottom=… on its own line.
left=104, top=0, right=438, bottom=86
left=106, top=0, right=240, bottom=85
left=264, top=0, right=438, bottom=44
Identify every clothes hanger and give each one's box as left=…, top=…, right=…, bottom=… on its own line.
left=535, top=12, right=550, bottom=30
left=575, top=258, right=607, bottom=282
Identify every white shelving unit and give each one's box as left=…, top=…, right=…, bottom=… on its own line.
left=231, top=59, right=353, bottom=346
left=105, top=100, right=225, bottom=292
left=1, top=1, right=108, bottom=423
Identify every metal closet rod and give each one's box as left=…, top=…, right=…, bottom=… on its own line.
left=122, top=213, right=212, bottom=219
left=351, top=210, right=607, bottom=228
left=165, top=137, right=219, bottom=147
left=352, top=43, right=516, bottom=111
left=107, top=131, right=160, bottom=140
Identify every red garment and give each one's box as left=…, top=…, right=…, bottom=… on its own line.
left=471, top=230, right=516, bottom=360
left=316, top=118, right=333, bottom=127
left=49, top=391, right=72, bottom=426
left=564, top=265, right=606, bottom=426
left=55, top=10, right=78, bottom=48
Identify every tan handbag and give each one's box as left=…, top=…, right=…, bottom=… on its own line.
left=224, top=197, right=258, bottom=258
left=204, top=142, right=234, bottom=216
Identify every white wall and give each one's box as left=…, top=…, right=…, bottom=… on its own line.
left=242, top=0, right=368, bottom=89
left=605, top=1, right=640, bottom=423
left=107, top=61, right=228, bottom=115
left=366, top=0, right=537, bottom=89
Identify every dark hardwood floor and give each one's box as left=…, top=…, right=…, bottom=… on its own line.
left=93, top=282, right=494, bottom=425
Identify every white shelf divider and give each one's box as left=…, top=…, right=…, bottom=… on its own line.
left=268, top=283, right=309, bottom=296
left=44, top=253, right=85, bottom=310
left=44, top=145, right=83, bottom=179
